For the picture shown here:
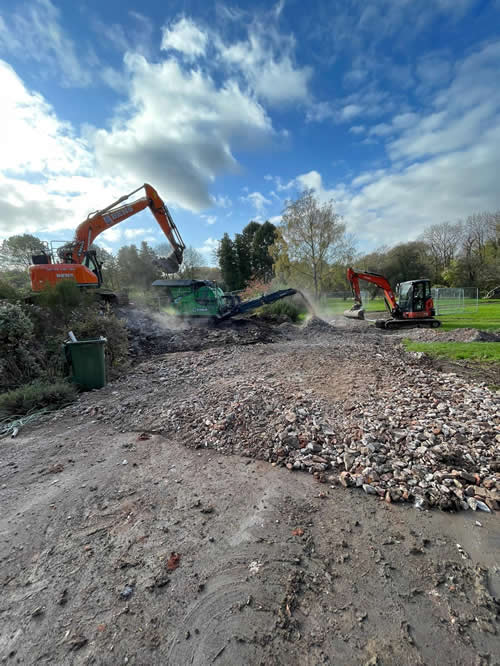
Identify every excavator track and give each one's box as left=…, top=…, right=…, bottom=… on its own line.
left=375, top=318, right=441, bottom=330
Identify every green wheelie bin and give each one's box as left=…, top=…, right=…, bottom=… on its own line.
left=64, top=337, right=107, bottom=390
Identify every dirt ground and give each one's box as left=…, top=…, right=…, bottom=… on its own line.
left=1, top=314, right=499, bottom=665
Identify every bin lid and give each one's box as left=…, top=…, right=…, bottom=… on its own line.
left=65, top=337, right=107, bottom=345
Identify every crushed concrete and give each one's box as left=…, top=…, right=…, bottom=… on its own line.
left=400, top=327, right=500, bottom=343
left=58, top=315, right=499, bottom=513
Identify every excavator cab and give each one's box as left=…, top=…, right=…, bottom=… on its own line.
left=396, top=280, right=434, bottom=316
left=83, top=250, right=103, bottom=287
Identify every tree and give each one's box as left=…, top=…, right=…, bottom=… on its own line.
left=138, top=241, right=161, bottom=291
left=0, top=234, right=46, bottom=268
left=281, top=190, right=350, bottom=298
left=382, top=241, right=432, bottom=285
left=269, top=228, right=292, bottom=284
left=422, top=222, right=463, bottom=283
left=252, top=221, right=277, bottom=281
left=217, top=233, right=240, bottom=291
left=90, top=244, right=119, bottom=289
left=178, top=246, right=203, bottom=279
left=116, top=244, right=141, bottom=289
left=235, top=221, right=261, bottom=286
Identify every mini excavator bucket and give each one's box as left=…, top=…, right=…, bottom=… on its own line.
left=343, top=303, right=365, bottom=320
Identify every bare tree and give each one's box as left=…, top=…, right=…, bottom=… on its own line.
left=178, top=246, right=204, bottom=279
left=281, top=190, right=352, bottom=298
left=422, top=222, right=462, bottom=282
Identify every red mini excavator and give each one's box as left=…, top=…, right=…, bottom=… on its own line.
left=29, top=184, right=185, bottom=298
left=344, top=267, right=441, bottom=329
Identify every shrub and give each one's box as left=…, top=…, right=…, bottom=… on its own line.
left=0, top=280, right=21, bottom=301
left=240, top=278, right=272, bottom=300
left=0, top=301, right=34, bottom=342
left=258, top=299, right=305, bottom=322
left=68, top=306, right=129, bottom=377
left=0, top=380, right=77, bottom=419
left=0, top=302, right=41, bottom=387
left=38, top=279, right=83, bottom=308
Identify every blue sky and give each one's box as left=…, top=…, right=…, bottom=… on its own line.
left=1, top=0, right=500, bottom=263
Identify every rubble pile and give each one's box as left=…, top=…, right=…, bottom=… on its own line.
left=63, top=318, right=499, bottom=513
left=154, top=370, right=499, bottom=512
left=401, top=327, right=500, bottom=343
left=119, top=307, right=280, bottom=357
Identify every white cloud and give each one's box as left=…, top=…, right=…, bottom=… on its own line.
left=196, top=237, right=218, bottom=264
left=292, top=41, right=500, bottom=246
left=97, top=241, right=113, bottom=254
left=389, top=43, right=500, bottom=161
left=295, top=171, right=348, bottom=204
left=349, top=125, right=365, bottom=134
left=274, top=0, right=286, bottom=19
left=218, top=25, right=312, bottom=107
left=201, top=215, right=217, bottom=225
left=305, top=101, right=335, bottom=123
left=265, top=175, right=296, bottom=192
left=242, top=191, right=272, bottom=212
left=124, top=227, right=154, bottom=239
left=100, top=227, right=123, bottom=243
left=340, top=104, right=363, bottom=121
left=93, top=52, right=273, bottom=212
left=91, top=11, right=154, bottom=59
left=100, top=66, right=128, bottom=93
left=161, top=17, right=208, bottom=60
left=0, top=61, right=91, bottom=176
left=344, top=67, right=368, bottom=85
left=392, top=113, right=418, bottom=129
left=0, top=0, right=91, bottom=87
left=0, top=60, right=126, bottom=237
left=416, top=52, right=452, bottom=89
left=369, top=123, right=393, bottom=137
left=213, top=194, right=232, bottom=208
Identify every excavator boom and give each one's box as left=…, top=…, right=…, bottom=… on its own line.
left=71, top=183, right=184, bottom=272
left=345, top=268, right=398, bottom=320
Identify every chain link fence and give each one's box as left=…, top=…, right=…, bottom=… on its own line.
left=431, top=287, right=479, bottom=315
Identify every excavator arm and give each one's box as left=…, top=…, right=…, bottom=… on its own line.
left=69, top=184, right=185, bottom=273
left=345, top=268, right=399, bottom=320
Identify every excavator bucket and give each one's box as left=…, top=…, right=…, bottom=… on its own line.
left=343, top=303, right=365, bottom=320
left=156, top=251, right=182, bottom=274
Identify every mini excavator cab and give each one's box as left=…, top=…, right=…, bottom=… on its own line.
left=396, top=280, right=434, bottom=316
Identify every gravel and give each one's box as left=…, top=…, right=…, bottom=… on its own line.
left=58, top=314, right=499, bottom=513
left=400, top=327, right=500, bottom=343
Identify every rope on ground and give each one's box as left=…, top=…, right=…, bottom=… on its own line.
left=0, top=408, right=53, bottom=440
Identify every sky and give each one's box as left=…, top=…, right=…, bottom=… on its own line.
left=1, top=0, right=500, bottom=263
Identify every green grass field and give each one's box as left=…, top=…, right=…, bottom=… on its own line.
left=437, top=300, right=500, bottom=331
left=323, top=297, right=500, bottom=331
left=403, top=340, right=500, bottom=363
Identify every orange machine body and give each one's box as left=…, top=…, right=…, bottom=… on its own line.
left=29, top=183, right=185, bottom=293
left=30, top=264, right=99, bottom=291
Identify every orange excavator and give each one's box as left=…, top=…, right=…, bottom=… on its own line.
left=29, top=184, right=185, bottom=298
left=344, top=267, right=441, bottom=329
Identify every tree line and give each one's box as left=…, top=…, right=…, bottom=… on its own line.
left=357, top=212, right=500, bottom=294
left=216, top=195, right=499, bottom=298
left=1, top=199, right=499, bottom=300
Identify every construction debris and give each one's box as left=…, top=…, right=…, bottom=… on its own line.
left=55, top=315, right=499, bottom=512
